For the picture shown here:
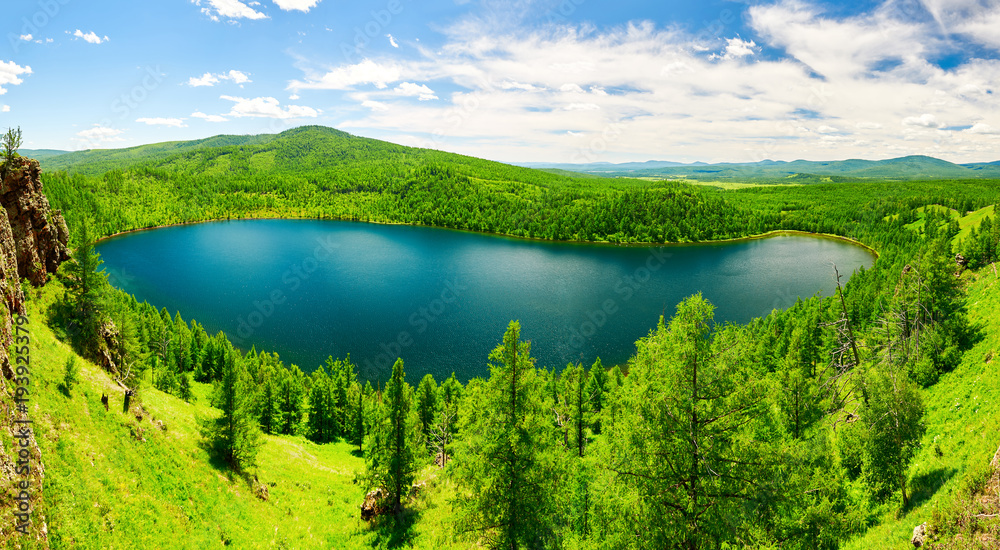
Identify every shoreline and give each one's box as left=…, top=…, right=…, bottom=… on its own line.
left=93, top=214, right=879, bottom=258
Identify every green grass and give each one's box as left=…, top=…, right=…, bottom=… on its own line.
left=26, top=281, right=465, bottom=549
left=844, top=267, right=1000, bottom=549
left=954, top=205, right=996, bottom=244
left=903, top=204, right=962, bottom=233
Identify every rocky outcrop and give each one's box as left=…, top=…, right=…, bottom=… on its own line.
left=1, top=156, right=70, bottom=287
left=0, top=156, right=70, bottom=548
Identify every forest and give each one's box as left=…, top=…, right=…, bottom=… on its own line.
left=32, top=127, right=1000, bottom=548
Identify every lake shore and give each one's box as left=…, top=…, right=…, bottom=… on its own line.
left=93, top=213, right=879, bottom=258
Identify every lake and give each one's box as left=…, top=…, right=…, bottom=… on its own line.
left=96, top=219, right=875, bottom=383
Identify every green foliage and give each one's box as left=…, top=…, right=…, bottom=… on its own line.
left=454, top=321, right=558, bottom=549
left=860, top=366, right=926, bottom=506
left=204, top=351, right=262, bottom=471
left=62, top=356, right=79, bottom=395
left=1, top=126, right=22, bottom=175
left=64, top=219, right=109, bottom=353
left=365, top=358, right=419, bottom=516
left=178, top=371, right=194, bottom=402
left=601, top=295, right=777, bottom=548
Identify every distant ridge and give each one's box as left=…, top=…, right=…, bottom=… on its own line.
left=520, top=154, right=1000, bottom=181
left=18, top=148, right=72, bottom=160
left=34, top=125, right=1000, bottom=182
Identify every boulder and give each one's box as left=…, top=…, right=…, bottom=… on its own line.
left=252, top=475, right=269, bottom=501
left=360, top=487, right=388, bottom=521
left=912, top=522, right=927, bottom=547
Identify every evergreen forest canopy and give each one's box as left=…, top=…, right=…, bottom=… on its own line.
left=32, top=125, right=1000, bottom=548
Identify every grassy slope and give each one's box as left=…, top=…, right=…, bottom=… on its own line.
left=27, top=280, right=463, bottom=550
left=954, top=205, right=996, bottom=244
left=845, top=267, right=1000, bottom=549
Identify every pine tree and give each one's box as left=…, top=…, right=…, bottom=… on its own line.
left=860, top=366, right=925, bottom=507
left=207, top=354, right=262, bottom=471
left=607, top=295, right=771, bottom=548
left=584, top=357, right=607, bottom=434
left=280, top=365, right=306, bottom=435
left=365, top=358, right=418, bottom=516
left=308, top=366, right=331, bottom=442
left=454, top=321, right=556, bottom=549
left=178, top=371, right=194, bottom=403
left=62, top=356, right=79, bottom=396
left=66, top=220, right=109, bottom=350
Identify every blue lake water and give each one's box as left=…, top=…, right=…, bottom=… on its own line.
left=95, top=219, right=875, bottom=383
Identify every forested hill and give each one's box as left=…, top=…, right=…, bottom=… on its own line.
left=43, top=126, right=573, bottom=182
left=41, top=126, right=778, bottom=245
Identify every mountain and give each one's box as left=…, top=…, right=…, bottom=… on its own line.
left=524, top=154, right=1000, bottom=181
left=18, top=149, right=71, bottom=160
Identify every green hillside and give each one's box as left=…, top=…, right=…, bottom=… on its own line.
left=845, top=269, right=1000, bottom=549
left=12, top=127, right=1000, bottom=549
left=21, top=279, right=462, bottom=549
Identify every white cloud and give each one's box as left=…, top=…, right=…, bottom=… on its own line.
left=19, top=34, right=32, bottom=42
left=72, top=30, right=109, bottom=44
left=903, top=113, right=945, bottom=128
left=191, top=111, right=230, bottom=122
left=319, top=4, right=1000, bottom=163
left=289, top=59, right=401, bottom=91
left=388, top=34, right=399, bottom=48
left=967, top=122, right=1000, bottom=135
left=193, top=0, right=267, bottom=21
left=394, top=82, right=438, bottom=101
left=188, top=73, right=220, bottom=87
left=221, top=95, right=320, bottom=118
left=362, top=100, right=390, bottom=112
left=187, top=70, right=252, bottom=87
left=501, top=81, right=542, bottom=92
left=0, top=61, right=32, bottom=95
left=136, top=117, right=188, bottom=127
left=713, top=37, right=757, bottom=61
left=272, top=0, right=320, bottom=11
left=76, top=125, right=124, bottom=145
left=1, top=105, right=9, bottom=113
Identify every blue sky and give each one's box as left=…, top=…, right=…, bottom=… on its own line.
left=2, top=0, right=999, bottom=163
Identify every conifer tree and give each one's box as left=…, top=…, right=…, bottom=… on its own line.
left=365, top=358, right=418, bottom=516
left=207, top=355, right=262, bottom=471
left=455, top=321, right=556, bottom=549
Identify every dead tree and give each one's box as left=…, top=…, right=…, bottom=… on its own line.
left=429, top=408, right=455, bottom=468
left=819, top=265, right=865, bottom=424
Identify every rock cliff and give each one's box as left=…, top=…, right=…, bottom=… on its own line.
left=0, top=156, right=70, bottom=547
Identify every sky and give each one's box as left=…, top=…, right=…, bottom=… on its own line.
left=2, top=0, right=1000, bottom=164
